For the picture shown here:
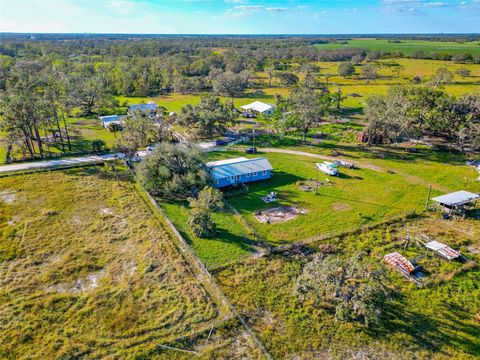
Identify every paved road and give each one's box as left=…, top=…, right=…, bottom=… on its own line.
left=0, top=151, right=148, bottom=174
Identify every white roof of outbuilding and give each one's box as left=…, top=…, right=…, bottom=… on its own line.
left=240, top=101, right=274, bottom=113
left=431, top=190, right=479, bottom=206
left=99, top=115, right=125, bottom=122
left=425, top=241, right=460, bottom=260
left=206, top=157, right=273, bottom=180
left=129, top=103, right=158, bottom=112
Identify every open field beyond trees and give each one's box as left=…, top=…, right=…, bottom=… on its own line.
left=314, top=38, right=480, bottom=56
left=2, top=56, right=479, bottom=165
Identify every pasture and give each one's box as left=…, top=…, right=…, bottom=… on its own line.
left=0, top=166, right=230, bottom=358
left=214, top=216, right=480, bottom=359
left=314, top=38, right=480, bottom=56
left=160, top=200, right=257, bottom=269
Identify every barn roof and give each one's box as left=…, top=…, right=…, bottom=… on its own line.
left=240, top=101, right=274, bottom=113
left=431, top=190, right=479, bottom=206
left=206, top=157, right=273, bottom=180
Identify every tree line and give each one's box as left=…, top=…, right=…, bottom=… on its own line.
left=365, top=85, right=480, bottom=150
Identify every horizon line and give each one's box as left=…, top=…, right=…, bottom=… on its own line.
left=1, top=32, right=480, bottom=36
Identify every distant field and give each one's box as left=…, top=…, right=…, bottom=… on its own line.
left=314, top=38, right=480, bottom=56
left=0, top=166, right=228, bottom=358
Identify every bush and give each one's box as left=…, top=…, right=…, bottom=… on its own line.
left=188, top=187, right=224, bottom=238
left=338, top=62, right=355, bottom=77
left=91, top=139, right=106, bottom=152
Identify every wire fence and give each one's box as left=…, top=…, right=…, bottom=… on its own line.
left=138, top=185, right=273, bottom=360
left=298, top=209, right=421, bottom=246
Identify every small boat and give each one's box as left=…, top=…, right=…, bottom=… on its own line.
left=316, top=162, right=339, bottom=176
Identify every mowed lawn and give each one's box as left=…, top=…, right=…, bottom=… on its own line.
left=161, top=200, right=257, bottom=269
left=0, top=166, right=226, bottom=358
left=206, top=150, right=435, bottom=244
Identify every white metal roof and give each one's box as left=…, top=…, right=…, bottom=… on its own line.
left=129, top=103, right=158, bottom=112
left=240, top=101, right=274, bottom=113
left=425, top=241, right=460, bottom=260
left=206, top=157, right=249, bottom=168
left=431, top=190, right=479, bottom=206
left=99, top=115, right=124, bottom=122
left=206, top=157, right=273, bottom=180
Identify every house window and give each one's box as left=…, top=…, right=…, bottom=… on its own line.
left=253, top=172, right=257, bottom=176
left=236, top=175, right=241, bottom=180
left=246, top=173, right=251, bottom=177
left=262, top=170, right=267, bottom=176
left=226, top=176, right=231, bottom=181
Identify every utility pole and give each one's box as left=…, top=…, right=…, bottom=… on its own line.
left=252, top=129, right=256, bottom=149
left=425, top=185, right=432, bottom=211
left=315, top=165, right=319, bottom=195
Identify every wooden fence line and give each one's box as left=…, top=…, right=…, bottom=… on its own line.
left=141, top=188, right=273, bottom=360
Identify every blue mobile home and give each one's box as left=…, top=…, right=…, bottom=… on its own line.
left=206, top=157, right=273, bottom=188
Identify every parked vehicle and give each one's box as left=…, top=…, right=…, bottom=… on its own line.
left=316, top=161, right=339, bottom=176
left=215, top=137, right=235, bottom=146
left=333, top=159, right=355, bottom=169
left=245, top=147, right=257, bottom=154
left=146, top=144, right=156, bottom=152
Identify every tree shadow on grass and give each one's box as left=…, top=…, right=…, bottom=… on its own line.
left=175, top=222, right=258, bottom=255
left=61, top=165, right=135, bottom=184
left=321, top=142, right=467, bottom=167
left=367, top=301, right=480, bottom=357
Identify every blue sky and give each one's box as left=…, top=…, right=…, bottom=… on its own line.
left=0, top=0, right=479, bottom=34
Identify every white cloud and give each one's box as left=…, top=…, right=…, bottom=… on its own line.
left=226, top=4, right=291, bottom=17
left=0, top=16, right=67, bottom=33
left=424, top=2, right=447, bottom=7
left=266, top=7, right=289, bottom=12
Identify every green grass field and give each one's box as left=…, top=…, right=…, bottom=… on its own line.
left=143, top=139, right=479, bottom=269
left=0, top=166, right=229, bottom=358
left=250, top=134, right=480, bottom=192
left=314, top=38, right=480, bottom=56
left=160, top=200, right=257, bottom=269
left=214, top=217, right=480, bottom=359
left=205, top=150, right=431, bottom=244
